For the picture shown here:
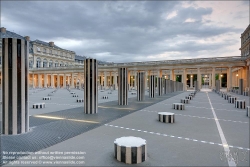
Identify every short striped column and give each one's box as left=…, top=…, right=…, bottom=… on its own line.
left=185, top=96, right=193, bottom=100
left=2, top=38, right=29, bottom=135
left=137, top=72, right=145, bottom=101
left=33, top=103, right=45, bottom=109
left=181, top=99, right=189, bottom=104
left=114, top=136, right=147, bottom=164
left=77, top=99, right=84, bottom=103
left=228, top=97, right=237, bottom=104
left=43, top=97, right=51, bottom=100
left=84, top=58, right=98, bottom=114
left=247, top=106, right=250, bottom=117
left=158, top=77, right=163, bottom=96
left=149, top=75, right=155, bottom=98
left=158, top=112, right=175, bottom=123
left=235, top=100, right=245, bottom=109
left=118, top=68, right=128, bottom=105
left=243, top=91, right=248, bottom=96
left=172, top=103, right=185, bottom=110
left=224, top=94, right=231, bottom=100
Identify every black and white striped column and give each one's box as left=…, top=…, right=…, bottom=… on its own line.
left=114, top=136, right=147, bottom=164
left=2, top=38, right=29, bottom=135
left=239, top=79, right=243, bottom=95
left=215, top=80, right=220, bottom=92
left=163, top=78, right=167, bottom=94
left=158, top=77, right=163, bottom=96
left=84, top=58, right=98, bottom=114
left=149, top=75, right=155, bottom=98
left=137, top=72, right=145, bottom=101
left=118, top=68, right=128, bottom=105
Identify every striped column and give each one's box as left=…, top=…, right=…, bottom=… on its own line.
left=84, top=58, right=98, bottom=114
left=149, top=75, right=155, bottom=98
left=118, top=68, right=128, bottom=105
left=137, top=72, right=145, bottom=101
left=2, top=38, right=29, bottom=135
left=163, top=78, right=167, bottom=94
left=239, top=79, right=243, bottom=95
left=158, top=77, right=163, bottom=96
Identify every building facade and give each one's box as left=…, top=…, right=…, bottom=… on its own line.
left=1, top=25, right=250, bottom=92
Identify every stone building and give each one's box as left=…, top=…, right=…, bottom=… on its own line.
left=0, top=25, right=250, bottom=91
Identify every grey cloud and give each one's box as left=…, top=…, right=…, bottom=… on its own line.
left=1, top=1, right=245, bottom=63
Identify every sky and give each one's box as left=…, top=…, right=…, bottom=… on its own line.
left=1, top=0, right=249, bottom=63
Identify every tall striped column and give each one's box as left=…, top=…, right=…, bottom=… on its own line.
left=163, top=78, right=167, bottom=94
left=2, top=38, right=29, bottom=135
left=158, top=77, right=163, bottom=96
left=84, top=58, right=98, bottom=114
left=149, top=75, right=155, bottom=98
left=118, top=68, right=128, bottom=105
left=239, top=79, right=243, bottom=95
left=137, top=72, right=145, bottom=101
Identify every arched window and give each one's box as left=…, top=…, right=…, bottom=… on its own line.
left=55, top=61, right=59, bottom=67
left=29, top=60, right=33, bottom=68
left=36, top=58, right=41, bottom=68
left=60, top=61, right=64, bottom=67
left=49, top=60, right=53, bottom=67
left=43, top=59, right=48, bottom=68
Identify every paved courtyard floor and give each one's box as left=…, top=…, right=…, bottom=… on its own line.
left=0, top=88, right=249, bottom=166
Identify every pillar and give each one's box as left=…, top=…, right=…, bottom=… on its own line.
left=227, top=67, right=232, bottom=91
left=212, top=67, right=215, bottom=89
left=32, top=73, right=35, bottom=88
left=134, top=71, right=137, bottom=90
left=149, top=75, right=155, bottom=98
left=209, top=74, right=211, bottom=88
left=114, top=72, right=117, bottom=90
left=239, top=79, right=243, bottom=95
left=197, top=68, right=201, bottom=90
left=63, top=74, right=66, bottom=88
left=44, top=74, right=48, bottom=88
left=137, top=72, right=145, bottom=101
left=190, top=75, right=193, bottom=88
left=118, top=68, right=128, bottom=105
left=71, top=73, right=74, bottom=88
left=145, top=71, right=148, bottom=89
left=51, top=74, right=54, bottom=88
left=128, top=70, right=130, bottom=89
left=84, top=58, right=98, bottom=114
left=38, top=74, right=41, bottom=88
left=104, top=71, right=107, bottom=89
left=170, top=69, right=175, bottom=81
left=182, top=69, right=187, bottom=91
left=2, top=38, right=29, bottom=135
left=158, top=77, right=163, bottom=96
left=57, top=74, right=60, bottom=88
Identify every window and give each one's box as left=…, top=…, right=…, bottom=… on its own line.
left=37, top=47, right=41, bottom=52
left=43, top=59, right=48, bottom=67
left=29, top=60, right=33, bottom=68
left=44, top=48, right=46, bottom=53
left=55, top=51, right=57, bottom=55
left=49, top=60, right=53, bottom=67
left=50, top=50, right=52, bottom=54
left=36, top=58, right=41, bottom=68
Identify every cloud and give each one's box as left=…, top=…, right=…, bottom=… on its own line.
left=1, top=1, right=248, bottom=63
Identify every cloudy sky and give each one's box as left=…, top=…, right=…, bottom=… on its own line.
left=1, top=0, right=249, bottom=63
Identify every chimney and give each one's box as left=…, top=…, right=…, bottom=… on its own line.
left=1, top=27, right=6, bottom=33
left=49, top=41, right=54, bottom=47
left=25, top=36, right=30, bottom=41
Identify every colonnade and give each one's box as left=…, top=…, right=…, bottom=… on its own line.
left=26, top=66, right=249, bottom=91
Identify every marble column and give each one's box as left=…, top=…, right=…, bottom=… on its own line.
left=2, top=38, right=29, bottom=135
left=114, top=72, right=117, bottom=90
left=63, top=74, right=66, bottom=88
left=212, top=67, right=215, bottom=89
left=170, top=69, right=175, bottom=81
left=197, top=68, right=201, bottom=90
left=70, top=73, right=74, bottom=88
left=32, top=73, right=35, bottom=88
left=149, top=75, right=155, bottom=98
left=227, top=67, right=232, bottom=91
left=38, top=74, right=41, bottom=88
left=118, top=68, right=128, bottom=105
left=137, top=72, right=145, bottom=101
left=182, top=69, right=187, bottom=91
left=104, top=71, right=107, bottom=89
left=51, top=74, right=54, bottom=88
left=84, top=58, right=98, bottom=114
left=190, top=75, right=193, bottom=88
left=57, top=74, right=60, bottom=88
left=44, top=74, right=48, bottom=88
